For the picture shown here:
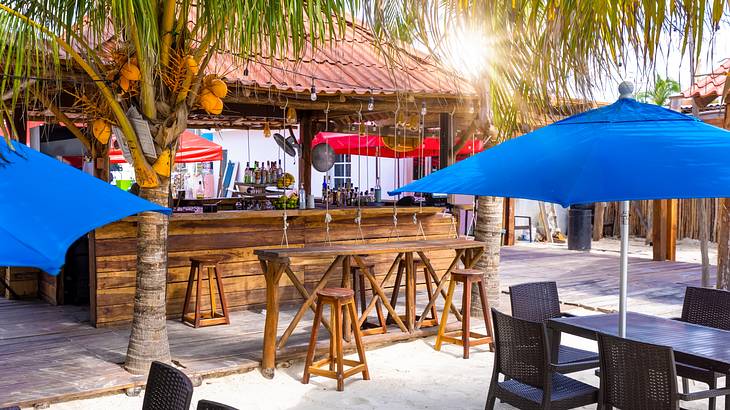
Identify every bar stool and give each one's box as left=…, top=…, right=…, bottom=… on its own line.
left=387, top=256, right=439, bottom=327
left=351, top=260, right=387, bottom=335
left=302, top=288, right=370, bottom=391
left=182, top=256, right=230, bottom=328
left=435, top=268, right=494, bottom=359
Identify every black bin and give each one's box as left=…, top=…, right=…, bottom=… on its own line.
left=568, top=206, right=593, bottom=251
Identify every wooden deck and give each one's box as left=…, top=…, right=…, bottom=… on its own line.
left=500, top=245, right=711, bottom=317
left=0, top=245, right=708, bottom=407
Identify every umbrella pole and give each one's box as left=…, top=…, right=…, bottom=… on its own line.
left=619, top=200, right=630, bottom=337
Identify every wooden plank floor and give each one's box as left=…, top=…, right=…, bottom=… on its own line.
left=500, top=245, right=711, bottom=317
left=0, top=245, right=704, bottom=407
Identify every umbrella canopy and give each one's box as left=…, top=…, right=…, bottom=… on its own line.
left=390, top=97, right=730, bottom=205
left=109, top=130, right=222, bottom=164
left=0, top=140, right=170, bottom=274
left=313, top=132, right=484, bottom=159
left=391, top=90, right=730, bottom=337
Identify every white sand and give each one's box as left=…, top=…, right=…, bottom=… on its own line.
left=48, top=331, right=720, bottom=410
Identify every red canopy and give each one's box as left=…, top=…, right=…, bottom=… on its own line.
left=312, top=132, right=483, bottom=158
left=109, top=131, right=222, bottom=164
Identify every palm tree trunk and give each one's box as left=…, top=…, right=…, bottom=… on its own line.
left=471, top=196, right=503, bottom=316
left=124, top=177, right=172, bottom=375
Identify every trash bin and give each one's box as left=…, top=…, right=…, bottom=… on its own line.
left=568, top=205, right=593, bottom=250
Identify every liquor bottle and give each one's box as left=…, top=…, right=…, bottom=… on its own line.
left=322, top=176, right=328, bottom=205
left=259, top=161, right=269, bottom=185
left=299, top=183, right=306, bottom=209
left=374, top=177, right=382, bottom=202
left=278, top=160, right=284, bottom=179
left=253, top=161, right=260, bottom=185
left=269, top=161, right=277, bottom=183
left=195, top=181, right=204, bottom=199
left=244, top=162, right=251, bottom=183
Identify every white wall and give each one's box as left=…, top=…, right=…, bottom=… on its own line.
left=514, top=199, right=569, bottom=234
left=207, top=128, right=413, bottom=200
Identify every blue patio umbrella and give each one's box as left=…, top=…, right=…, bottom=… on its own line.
left=0, top=139, right=170, bottom=275
left=391, top=84, right=730, bottom=336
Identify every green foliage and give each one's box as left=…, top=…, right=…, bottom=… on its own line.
left=636, top=75, right=681, bottom=106
left=361, top=0, right=728, bottom=139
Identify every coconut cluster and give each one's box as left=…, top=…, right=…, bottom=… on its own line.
left=197, top=75, right=228, bottom=115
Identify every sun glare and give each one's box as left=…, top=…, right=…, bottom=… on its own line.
left=442, top=24, right=494, bottom=80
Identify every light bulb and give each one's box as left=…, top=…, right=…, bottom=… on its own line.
left=420, top=102, right=427, bottom=116
left=368, top=96, right=374, bottom=111
left=469, top=103, right=475, bottom=114
left=310, top=85, right=317, bottom=101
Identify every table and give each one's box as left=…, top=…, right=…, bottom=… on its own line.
left=549, top=312, right=730, bottom=409
left=255, top=238, right=488, bottom=378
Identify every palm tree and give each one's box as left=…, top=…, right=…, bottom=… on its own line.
left=636, top=76, right=681, bottom=106
left=0, top=1, right=354, bottom=375
left=362, top=0, right=728, bottom=312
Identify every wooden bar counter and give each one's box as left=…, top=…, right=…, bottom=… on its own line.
left=91, top=206, right=457, bottom=327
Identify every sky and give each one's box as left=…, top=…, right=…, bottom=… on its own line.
left=595, top=20, right=730, bottom=102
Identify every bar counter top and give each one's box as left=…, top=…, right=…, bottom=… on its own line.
left=136, top=206, right=448, bottom=221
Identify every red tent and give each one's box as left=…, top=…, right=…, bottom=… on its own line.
left=109, top=130, right=222, bottom=164
left=312, top=132, right=484, bottom=158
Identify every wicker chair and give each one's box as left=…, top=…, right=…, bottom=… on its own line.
left=197, top=399, right=240, bottom=410
left=142, top=361, right=194, bottom=410
left=675, top=286, right=730, bottom=410
left=597, top=332, right=730, bottom=409
left=509, top=281, right=598, bottom=373
left=485, top=309, right=598, bottom=409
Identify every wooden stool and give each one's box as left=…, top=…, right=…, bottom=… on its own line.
left=182, top=256, right=230, bottom=328
left=387, top=256, right=439, bottom=328
left=302, top=288, right=370, bottom=391
left=435, top=268, right=494, bottom=359
left=351, top=262, right=387, bottom=335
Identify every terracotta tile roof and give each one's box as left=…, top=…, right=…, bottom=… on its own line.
left=682, top=58, right=730, bottom=99
left=210, top=21, right=474, bottom=98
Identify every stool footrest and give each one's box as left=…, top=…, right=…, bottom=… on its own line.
left=440, top=331, right=494, bottom=347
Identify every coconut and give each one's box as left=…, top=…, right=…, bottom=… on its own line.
left=120, top=62, right=140, bottom=81
left=209, top=78, right=228, bottom=98
left=92, top=119, right=112, bottom=144
left=119, top=76, right=130, bottom=92
left=199, top=90, right=223, bottom=115
left=185, top=56, right=198, bottom=75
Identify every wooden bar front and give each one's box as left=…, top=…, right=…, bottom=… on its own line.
left=92, top=206, right=457, bottom=327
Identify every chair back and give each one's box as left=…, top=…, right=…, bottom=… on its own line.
left=509, top=281, right=562, bottom=322
left=681, top=286, right=730, bottom=330
left=597, top=333, right=679, bottom=409
left=142, top=361, right=194, bottom=410
left=491, top=308, right=550, bottom=389
left=197, top=399, right=239, bottom=410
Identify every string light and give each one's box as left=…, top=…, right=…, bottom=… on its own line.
left=368, top=88, right=374, bottom=111
left=469, top=102, right=475, bottom=114
left=421, top=101, right=427, bottom=116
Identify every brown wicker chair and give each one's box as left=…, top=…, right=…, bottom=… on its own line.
left=142, top=361, right=194, bottom=410
left=675, top=286, right=730, bottom=410
left=597, top=332, right=730, bottom=409
left=485, top=309, right=598, bottom=409
left=509, top=281, right=598, bottom=373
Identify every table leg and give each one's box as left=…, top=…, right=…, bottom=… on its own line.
left=353, top=255, right=408, bottom=332
left=405, top=252, right=415, bottom=332
left=357, top=253, right=402, bottom=329
left=276, top=257, right=342, bottom=349
left=261, top=259, right=286, bottom=379
left=342, top=255, right=352, bottom=342
left=414, top=250, right=464, bottom=329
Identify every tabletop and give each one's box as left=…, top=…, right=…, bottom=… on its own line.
left=549, top=312, right=730, bottom=373
left=253, top=238, right=487, bottom=261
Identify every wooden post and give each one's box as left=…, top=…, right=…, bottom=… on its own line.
left=298, top=111, right=314, bottom=196
left=439, top=113, right=453, bottom=169
left=592, top=202, right=605, bottom=241
left=502, top=197, right=515, bottom=246
left=652, top=200, right=667, bottom=261
left=665, top=199, right=678, bottom=261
